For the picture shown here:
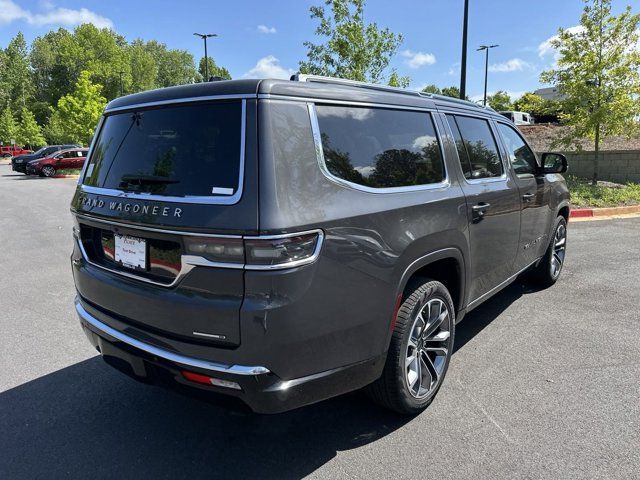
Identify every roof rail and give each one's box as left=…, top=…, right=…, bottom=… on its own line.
left=291, top=73, right=487, bottom=110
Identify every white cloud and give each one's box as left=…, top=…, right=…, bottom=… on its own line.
left=488, top=58, right=533, bottom=73
left=448, top=62, right=460, bottom=76
left=538, top=26, right=585, bottom=58
left=401, top=50, right=436, bottom=69
left=244, top=55, right=294, bottom=79
left=0, top=0, right=112, bottom=28
left=257, top=24, right=276, bottom=34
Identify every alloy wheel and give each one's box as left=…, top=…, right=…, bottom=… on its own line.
left=42, top=166, right=56, bottom=177
left=550, top=222, right=566, bottom=279
left=405, top=298, right=452, bottom=399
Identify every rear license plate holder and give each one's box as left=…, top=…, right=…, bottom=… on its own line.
left=114, top=234, right=147, bottom=271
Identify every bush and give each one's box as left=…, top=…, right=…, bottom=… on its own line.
left=566, top=175, right=640, bottom=207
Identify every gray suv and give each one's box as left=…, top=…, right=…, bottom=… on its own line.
left=70, top=75, right=570, bottom=414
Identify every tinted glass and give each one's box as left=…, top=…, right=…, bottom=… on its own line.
left=497, top=123, right=538, bottom=176
left=446, top=114, right=472, bottom=179
left=83, top=101, right=242, bottom=197
left=449, top=115, right=503, bottom=179
left=315, top=105, right=444, bottom=188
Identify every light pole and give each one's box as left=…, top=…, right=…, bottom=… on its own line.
left=477, top=44, right=498, bottom=106
left=459, top=0, right=469, bottom=99
left=193, top=33, right=217, bottom=81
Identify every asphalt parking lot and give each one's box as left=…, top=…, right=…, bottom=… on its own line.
left=0, top=162, right=638, bottom=480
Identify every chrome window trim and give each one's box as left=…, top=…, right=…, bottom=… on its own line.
left=75, top=299, right=270, bottom=375
left=307, top=102, right=450, bottom=194
left=441, top=112, right=509, bottom=185
left=74, top=218, right=324, bottom=286
left=79, top=99, right=247, bottom=206
left=104, top=93, right=256, bottom=114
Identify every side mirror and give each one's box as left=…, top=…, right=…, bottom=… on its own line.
left=540, top=153, right=568, bottom=174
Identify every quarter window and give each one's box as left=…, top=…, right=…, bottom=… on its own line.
left=497, top=123, right=538, bottom=176
left=315, top=105, right=445, bottom=189
left=446, top=115, right=503, bottom=180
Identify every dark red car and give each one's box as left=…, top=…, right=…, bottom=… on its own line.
left=26, top=148, right=88, bottom=177
left=1, top=145, right=33, bottom=158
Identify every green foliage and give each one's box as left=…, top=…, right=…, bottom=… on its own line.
left=16, top=108, right=45, bottom=148
left=299, top=0, right=409, bottom=86
left=47, top=71, right=107, bottom=146
left=198, top=57, right=231, bottom=81
left=3, top=32, right=33, bottom=112
left=421, top=84, right=441, bottom=95
left=566, top=175, right=640, bottom=207
left=441, top=86, right=466, bottom=99
left=513, top=92, right=562, bottom=117
left=487, top=90, right=513, bottom=111
left=540, top=0, right=640, bottom=184
left=0, top=107, right=18, bottom=144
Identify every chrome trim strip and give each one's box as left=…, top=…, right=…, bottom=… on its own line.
left=104, top=93, right=256, bottom=113
left=75, top=299, right=270, bottom=375
left=79, top=99, right=247, bottom=206
left=307, top=102, right=450, bottom=194
left=74, top=225, right=325, bottom=286
left=467, top=258, right=540, bottom=310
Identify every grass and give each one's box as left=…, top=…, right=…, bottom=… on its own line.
left=57, top=168, right=82, bottom=176
left=566, top=175, right=640, bottom=208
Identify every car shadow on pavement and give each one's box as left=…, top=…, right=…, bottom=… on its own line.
left=0, top=282, right=535, bottom=480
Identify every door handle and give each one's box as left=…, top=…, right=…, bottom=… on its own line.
left=522, top=193, right=535, bottom=201
left=472, top=203, right=491, bottom=219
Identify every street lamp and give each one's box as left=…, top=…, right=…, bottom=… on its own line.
left=477, top=44, right=499, bottom=106
left=459, top=0, right=469, bottom=100
left=193, top=33, right=218, bottom=81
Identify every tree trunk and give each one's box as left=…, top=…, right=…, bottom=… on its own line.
left=592, top=123, right=600, bottom=186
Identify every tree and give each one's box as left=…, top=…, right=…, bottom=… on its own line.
left=129, top=39, right=157, bottom=93
left=487, top=90, right=513, bottom=111
left=513, top=92, right=563, bottom=121
left=0, top=107, right=18, bottom=144
left=16, top=108, right=45, bottom=148
left=4, top=32, right=33, bottom=112
left=421, top=84, right=442, bottom=95
left=540, top=0, right=640, bottom=184
left=299, top=0, right=409, bottom=86
left=198, top=57, right=231, bottom=81
left=47, top=71, right=107, bottom=145
left=441, top=86, right=466, bottom=99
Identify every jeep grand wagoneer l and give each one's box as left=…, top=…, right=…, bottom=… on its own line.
left=71, top=76, right=569, bottom=414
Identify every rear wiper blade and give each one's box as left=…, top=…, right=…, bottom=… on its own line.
left=119, top=174, right=180, bottom=186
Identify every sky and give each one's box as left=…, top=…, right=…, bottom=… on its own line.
left=0, top=0, right=636, bottom=101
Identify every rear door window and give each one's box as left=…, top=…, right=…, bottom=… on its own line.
left=315, top=105, right=444, bottom=189
left=83, top=101, right=243, bottom=198
left=446, top=115, right=503, bottom=180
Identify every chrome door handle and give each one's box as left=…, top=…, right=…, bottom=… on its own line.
left=522, top=193, right=535, bottom=201
left=472, top=203, right=491, bottom=211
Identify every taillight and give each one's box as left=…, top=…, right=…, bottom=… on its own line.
left=245, top=231, right=322, bottom=268
left=184, top=237, right=244, bottom=264
left=183, top=230, right=323, bottom=269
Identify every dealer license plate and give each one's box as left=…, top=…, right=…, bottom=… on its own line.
left=114, top=234, right=146, bottom=270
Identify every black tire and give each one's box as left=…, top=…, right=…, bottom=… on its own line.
left=41, top=165, right=56, bottom=177
left=527, top=216, right=567, bottom=288
left=366, top=279, right=455, bottom=414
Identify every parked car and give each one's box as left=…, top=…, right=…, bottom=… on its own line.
left=1, top=145, right=33, bottom=158
left=12, top=144, right=81, bottom=173
left=499, top=110, right=534, bottom=125
left=70, top=76, right=569, bottom=414
left=26, top=148, right=88, bottom=177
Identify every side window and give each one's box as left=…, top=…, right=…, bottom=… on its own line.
left=315, top=105, right=445, bottom=189
left=446, top=115, right=503, bottom=180
left=497, top=123, right=538, bottom=176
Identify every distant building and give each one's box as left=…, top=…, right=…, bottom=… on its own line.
left=534, top=87, right=563, bottom=101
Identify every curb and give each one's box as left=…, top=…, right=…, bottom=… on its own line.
left=570, top=205, right=640, bottom=219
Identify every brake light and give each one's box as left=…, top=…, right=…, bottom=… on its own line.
left=183, top=230, right=323, bottom=269
left=181, top=370, right=241, bottom=390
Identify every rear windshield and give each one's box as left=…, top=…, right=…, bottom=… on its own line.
left=83, top=101, right=242, bottom=198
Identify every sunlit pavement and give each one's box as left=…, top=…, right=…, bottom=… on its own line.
left=1, top=163, right=638, bottom=479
